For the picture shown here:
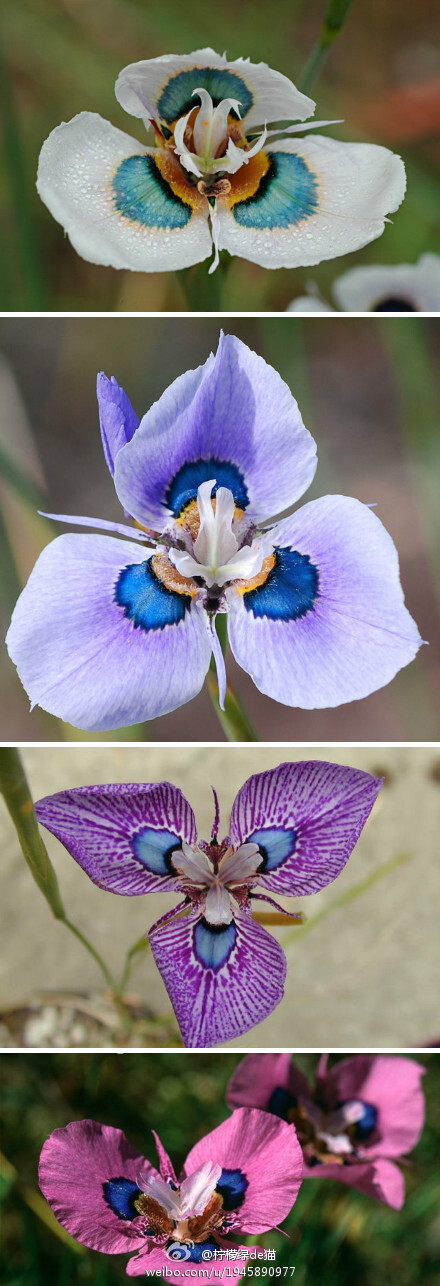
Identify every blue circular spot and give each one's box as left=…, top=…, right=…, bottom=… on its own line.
left=113, top=155, right=191, bottom=229
left=244, top=547, right=319, bottom=621
left=348, top=1100, right=378, bottom=1141
left=267, top=1086, right=298, bottom=1120
left=132, top=827, right=182, bottom=875
left=103, top=1177, right=140, bottom=1220
left=233, top=152, right=318, bottom=229
left=157, top=67, right=253, bottom=124
left=194, top=918, right=237, bottom=970
left=166, top=457, right=249, bottom=516
left=216, top=1168, right=248, bottom=1210
left=248, top=826, right=297, bottom=872
left=115, top=559, right=191, bottom=631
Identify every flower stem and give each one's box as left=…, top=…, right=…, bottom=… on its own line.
left=117, top=933, right=151, bottom=998
left=62, top=919, right=116, bottom=991
left=207, top=670, right=259, bottom=741
left=283, top=850, right=410, bottom=946
left=0, top=748, right=65, bottom=919
left=179, top=252, right=230, bottom=310
left=0, top=747, right=116, bottom=992
left=299, top=0, right=356, bottom=94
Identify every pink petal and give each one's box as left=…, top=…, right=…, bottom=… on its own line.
left=39, top=1120, right=155, bottom=1253
left=305, top=1157, right=405, bottom=1208
left=183, top=1108, right=303, bottom=1233
left=227, top=1054, right=293, bottom=1109
left=321, top=1055, right=425, bottom=1157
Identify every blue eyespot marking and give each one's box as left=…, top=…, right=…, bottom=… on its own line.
left=346, top=1100, right=378, bottom=1141
left=233, top=153, right=318, bottom=229
left=113, top=155, right=191, bottom=229
left=157, top=67, right=253, bottom=124
left=132, top=827, right=182, bottom=875
left=216, top=1168, right=248, bottom=1210
left=103, top=1177, right=140, bottom=1220
left=373, top=298, right=416, bottom=313
left=115, top=559, right=191, bottom=631
left=267, top=1086, right=298, bottom=1120
left=194, top=918, right=237, bottom=970
left=166, top=458, right=249, bottom=517
left=244, top=547, right=319, bottom=621
left=248, top=826, right=297, bottom=872
left=167, top=1239, right=219, bottom=1263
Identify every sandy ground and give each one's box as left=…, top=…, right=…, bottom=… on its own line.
left=1, top=745, right=439, bottom=1049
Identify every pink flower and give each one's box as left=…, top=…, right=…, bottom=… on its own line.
left=39, top=1108, right=303, bottom=1278
left=227, top=1053, right=425, bottom=1209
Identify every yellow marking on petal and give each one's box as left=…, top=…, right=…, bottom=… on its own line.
left=233, top=550, right=276, bottom=595
left=222, top=149, right=270, bottom=207
left=153, top=150, right=206, bottom=211
left=176, top=496, right=244, bottom=542
left=152, top=553, right=198, bottom=597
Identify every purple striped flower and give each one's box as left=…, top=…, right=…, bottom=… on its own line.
left=6, top=334, right=422, bottom=732
left=227, top=1053, right=426, bottom=1209
left=38, top=1108, right=303, bottom=1277
left=35, top=760, right=383, bottom=1047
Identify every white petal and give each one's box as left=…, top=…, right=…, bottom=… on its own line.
left=37, top=112, right=211, bottom=272
left=333, top=253, right=440, bottom=312
left=205, top=882, right=234, bottom=924
left=286, top=295, right=334, bottom=312
left=220, top=843, right=261, bottom=884
left=179, top=1163, right=222, bottom=1217
left=216, top=137, right=406, bottom=270
left=193, top=481, right=238, bottom=568
left=172, top=844, right=214, bottom=885
left=115, top=48, right=315, bottom=129
left=137, top=1173, right=181, bottom=1216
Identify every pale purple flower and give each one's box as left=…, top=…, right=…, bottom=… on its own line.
left=227, top=1053, right=426, bottom=1208
left=36, top=48, right=406, bottom=275
left=35, top=760, right=383, bottom=1046
left=6, top=334, right=422, bottom=731
left=38, top=1108, right=303, bottom=1277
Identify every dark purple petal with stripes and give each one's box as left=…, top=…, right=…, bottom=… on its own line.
left=150, top=907, right=286, bottom=1047
left=35, top=781, right=197, bottom=895
left=229, top=761, right=383, bottom=896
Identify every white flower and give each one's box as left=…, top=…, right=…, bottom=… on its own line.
left=287, top=253, right=440, bottom=313
left=37, top=47, right=406, bottom=275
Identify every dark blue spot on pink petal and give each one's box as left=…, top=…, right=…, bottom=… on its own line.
left=194, top=918, right=237, bottom=970
left=244, top=547, right=319, bottom=621
left=115, top=559, right=191, bottom=631
left=103, top=1177, right=140, bottom=1220
left=344, top=1099, right=378, bottom=1141
left=216, top=1168, right=248, bottom=1210
left=248, top=826, right=297, bottom=872
left=168, top=1238, right=219, bottom=1262
left=132, top=827, right=183, bottom=875
left=166, top=458, right=249, bottom=517
left=267, top=1086, right=298, bottom=1120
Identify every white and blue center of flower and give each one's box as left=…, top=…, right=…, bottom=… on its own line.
left=171, top=837, right=262, bottom=925
left=267, top=1086, right=379, bottom=1164
left=102, top=1159, right=248, bottom=1257
left=115, top=474, right=319, bottom=632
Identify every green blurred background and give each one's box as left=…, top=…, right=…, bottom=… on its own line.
left=1, top=1052, right=439, bottom=1286
left=1, top=313, right=439, bottom=741
left=0, top=0, right=439, bottom=312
